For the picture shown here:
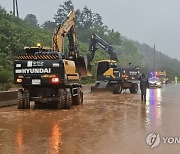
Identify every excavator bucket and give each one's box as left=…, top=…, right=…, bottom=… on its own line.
left=75, top=56, right=92, bottom=77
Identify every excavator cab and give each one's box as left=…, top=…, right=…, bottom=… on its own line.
left=96, top=60, right=118, bottom=80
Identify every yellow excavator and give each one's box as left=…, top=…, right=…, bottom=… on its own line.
left=14, top=10, right=87, bottom=109
left=86, top=33, right=140, bottom=94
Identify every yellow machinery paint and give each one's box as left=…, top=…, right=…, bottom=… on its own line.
left=63, top=60, right=79, bottom=80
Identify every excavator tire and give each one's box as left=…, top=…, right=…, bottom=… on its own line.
left=73, top=89, right=83, bottom=105
left=80, top=91, right=83, bottom=104
left=57, top=95, right=66, bottom=109
left=57, top=89, right=66, bottom=109
left=65, top=90, right=72, bottom=109
left=17, top=89, right=24, bottom=109
left=129, top=83, right=138, bottom=94
left=24, top=90, right=30, bottom=109
left=113, top=84, right=122, bottom=94
left=34, top=101, right=41, bottom=105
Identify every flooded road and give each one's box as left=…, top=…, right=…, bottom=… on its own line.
left=0, top=84, right=180, bottom=154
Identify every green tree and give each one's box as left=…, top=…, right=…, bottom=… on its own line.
left=0, top=7, right=52, bottom=90
left=78, top=6, right=103, bottom=29
left=24, top=14, right=38, bottom=27
left=42, top=20, right=57, bottom=32
left=81, top=6, right=93, bottom=29
left=107, top=29, right=121, bottom=45
left=54, top=0, right=74, bottom=24
left=118, top=39, right=143, bottom=67
left=93, top=13, right=103, bottom=27
left=75, top=9, right=83, bottom=28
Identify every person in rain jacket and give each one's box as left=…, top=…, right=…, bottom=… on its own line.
left=139, top=73, right=149, bottom=101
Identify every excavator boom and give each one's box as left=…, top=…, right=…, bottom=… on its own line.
left=52, top=10, right=76, bottom=54
left=87, top=33, right=118, bottom=75
left=52, top=10, right=88, bottom=77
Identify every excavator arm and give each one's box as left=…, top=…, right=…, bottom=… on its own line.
left=52, top=10, right=88, bottom=77
left=87, top=33, right=118, bottom=73
left=88, top=34, right=118, bottom=61
left=52, top=10, right=78, bottom=60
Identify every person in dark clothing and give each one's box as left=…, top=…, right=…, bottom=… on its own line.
left=139, top=73, right=149, bottom=101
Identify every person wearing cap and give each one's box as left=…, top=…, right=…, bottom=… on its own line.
left=139, top=73, right=149, bottom=101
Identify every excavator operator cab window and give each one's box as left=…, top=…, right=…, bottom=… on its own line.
left=97, top=62, right=110, bottom=76
left=110, top=62, right=117, bottom=68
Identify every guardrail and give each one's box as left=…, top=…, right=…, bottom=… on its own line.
left=0, top=91, right=18, bottom=107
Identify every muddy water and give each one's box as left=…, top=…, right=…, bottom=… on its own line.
left=0, top=84, right=180, bottom=154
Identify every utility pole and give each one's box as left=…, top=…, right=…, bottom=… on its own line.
left=160, top=52, right=162, bottom=70
left=154, top=44, right=156, bottom=71
left=13, top=0, right=15, bottom=16
left=12, top=0, right=19, bottom=17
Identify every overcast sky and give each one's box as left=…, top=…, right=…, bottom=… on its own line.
left=1, top=0, right=180, bottom=60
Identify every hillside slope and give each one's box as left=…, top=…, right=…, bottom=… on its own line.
left=0, top=7, right=52, bottom=90
left=133, top=41, right=180, bottom=80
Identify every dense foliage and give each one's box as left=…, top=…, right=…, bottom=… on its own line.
left=134, top=41, right=180, bottom=80
left=53, top=0, right=142, bottom=72
left=24, top=14, right=38, bottom=27
left=0, top=0, right=179, bottom=90
left=0, top=6, right=51, bottom=90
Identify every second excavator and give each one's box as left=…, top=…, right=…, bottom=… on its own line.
left=87, top=33, right=140, bottom=94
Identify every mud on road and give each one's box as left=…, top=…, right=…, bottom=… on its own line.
left=0, top=84, right=180, bottom=154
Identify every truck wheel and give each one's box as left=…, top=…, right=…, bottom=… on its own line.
left=65, top=91, right=72, bottom=109
left=57, top=96, right=66, bottom=109
left=113, top=84, right=122, bottom=94
left=24, top=90, right=30, bottom=109
left=57, top=89, right=66, bottom=109
left=129, top=83, right=138, bottom=94
left=34, top=101, right=41, bottom=105
left=17, top=89, right=24, bottom=109
left=80, top=91, right=83, bottom=104
left=73, top=89, right=83, bottom=105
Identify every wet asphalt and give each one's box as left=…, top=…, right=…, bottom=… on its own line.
left=0, top=84, right=180, bottom=154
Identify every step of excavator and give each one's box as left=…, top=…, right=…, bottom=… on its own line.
left=91, top=81, right=113, bottom=92
left=96, top=81, right=109, bottom=88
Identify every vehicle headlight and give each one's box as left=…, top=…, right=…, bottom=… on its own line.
left=149, top=81, right=155, bottom=84
left=156, top=82, right=161, bottom=85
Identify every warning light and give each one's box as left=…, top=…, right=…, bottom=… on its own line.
left=37, top=43, right=41, bottom=47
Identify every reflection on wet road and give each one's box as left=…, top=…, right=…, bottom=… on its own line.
left=0, top=84, right=180, bottom=154
left=146, top=88, right=162, bottom=129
